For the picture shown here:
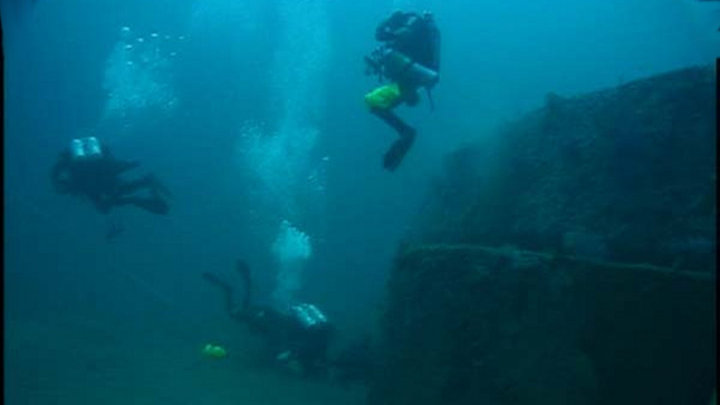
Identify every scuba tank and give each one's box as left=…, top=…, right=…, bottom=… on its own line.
left=86, top=137, right=102, bottom=156
left=70, top=139, right=85, bottom=159
left=70, top=137, right=103, bottom=160
left=291, top=303, right=328, bottom=329
left=408, top=62, right=439, bottom=88
left=382, top=49, right=438, bottom=88
left=302, top=303, right=328, bottom=324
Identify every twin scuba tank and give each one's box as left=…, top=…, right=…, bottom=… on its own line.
left=290, top=303, right=328, bottom=329
left=70, top=137, right=103, bottom=161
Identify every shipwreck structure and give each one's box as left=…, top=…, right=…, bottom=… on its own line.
left=369, top=66, right=717, bottom=405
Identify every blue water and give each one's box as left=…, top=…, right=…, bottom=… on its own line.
left=3, top=0, right=718, bottom=403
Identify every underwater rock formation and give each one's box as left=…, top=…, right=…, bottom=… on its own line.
left=370, top=66, right=717, bottom=405
left=369, top=245, right=715, bottom=405
left=416, top=66, right=716, bottom=271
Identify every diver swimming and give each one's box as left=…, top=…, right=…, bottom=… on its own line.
left=203, top=259, right=376, bottom=383
left=203, top=259, right=334, bottom=376
left=51, top=136, right=171, bottom=215
left=364, top=10, right=441, bottom=171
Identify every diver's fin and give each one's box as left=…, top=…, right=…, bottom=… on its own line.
left=146, top=175, right=173, bottom=199
left=202, top=272, right=230, bottom=290
left=383, top=130, right=416, bottom=171
left=202, top=272, right=236, bottom=315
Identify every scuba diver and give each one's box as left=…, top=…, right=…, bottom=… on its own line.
left=203, top=260, right=334, bottom=376
left=364, top=10, right=441, bottom=171
left=51, top=136, right=170, bottom=215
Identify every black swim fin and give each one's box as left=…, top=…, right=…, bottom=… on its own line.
left=146, top=175, right=173, bottom=199
left=383, top=130, right=416, bottom=171
left=202, top=272, right=235, bottom=296
left=202, top=272, right=226, bottom=287
left=202, top=272, right=236, bottom=314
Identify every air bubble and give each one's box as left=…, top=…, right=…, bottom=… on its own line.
left=120, top=26, right=132, bottom=40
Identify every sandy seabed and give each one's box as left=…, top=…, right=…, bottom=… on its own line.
left=5, top=318, right=367, bottom=405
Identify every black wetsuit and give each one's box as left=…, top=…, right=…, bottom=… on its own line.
left=51, top=148, right=169, bottom=215
left=367, top=11, right=441, bottom=171
left=375, top=11, right=440, bottom=83
left=203, top=260, right=333, bottom=375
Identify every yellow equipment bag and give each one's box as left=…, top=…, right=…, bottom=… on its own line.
left=365, top=83, right=402, bottom=110
left=202, top=343, right=227, bottom=359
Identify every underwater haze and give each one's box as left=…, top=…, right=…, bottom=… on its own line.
left=3, top=0, right=718, bottom=404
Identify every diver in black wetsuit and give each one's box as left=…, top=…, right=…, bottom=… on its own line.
left=364, top=10, right=441, bottom=171
left=203, top=260, right=334, bottom=376
left=50, top=137, right=170, bottom=215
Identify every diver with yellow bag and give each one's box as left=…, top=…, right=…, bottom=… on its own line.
left=364, top=10, right=440, bottom=171
left=202, top=260, right=334, bottom=376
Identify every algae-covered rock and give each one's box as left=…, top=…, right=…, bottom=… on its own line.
left=369, top=245, right=715, bottom=405
left=415, top=66, right=716, bottom=272
left=371, top=66, right=716, bottom=405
